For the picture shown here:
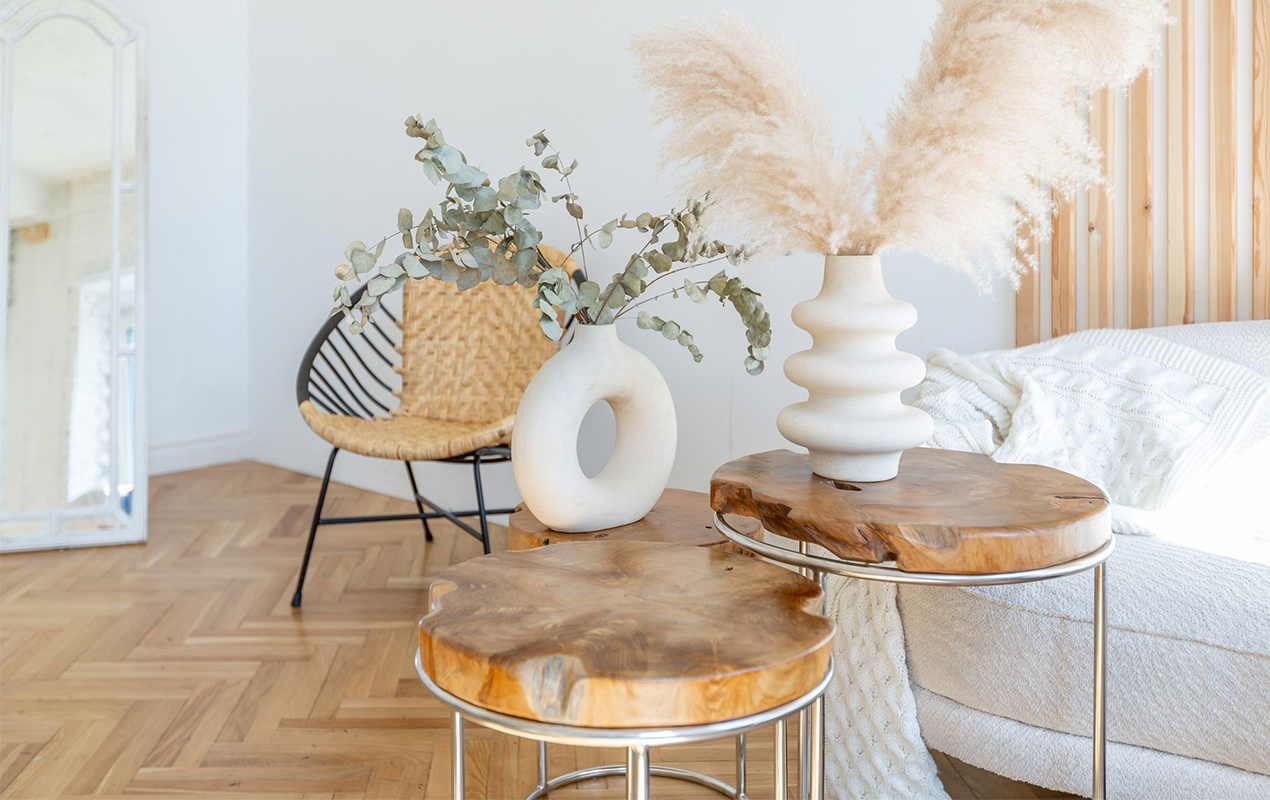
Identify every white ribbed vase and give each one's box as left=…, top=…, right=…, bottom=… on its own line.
left=776, top=254, right=933, bottom=482
left=512, top=324, right=676, bottom=532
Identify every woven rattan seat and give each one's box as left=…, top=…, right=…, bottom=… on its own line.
left=298, top=408, right=512, bottom=462
left=289, top=244, right=580, bottom=606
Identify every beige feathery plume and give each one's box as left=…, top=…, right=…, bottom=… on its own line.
left=870, top=0, right=1168, bottom=286
left=632, top=1, right=1166, bottom=287
left=630, top=11, right=869, bottom=257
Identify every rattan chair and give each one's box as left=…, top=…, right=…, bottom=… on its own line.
left=291, top=244, right=580, bottom=607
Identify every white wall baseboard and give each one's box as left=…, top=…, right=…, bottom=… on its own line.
left=148, top=431, right=251, bottom=475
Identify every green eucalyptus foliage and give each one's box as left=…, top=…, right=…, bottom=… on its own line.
left=332, top=118, right=772, bottom=375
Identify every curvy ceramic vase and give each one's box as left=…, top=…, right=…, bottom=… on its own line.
left=512, top=324, right=676, bottom=532
left=776, top=254, right=933, bottom=482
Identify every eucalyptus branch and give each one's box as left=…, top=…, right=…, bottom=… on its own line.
left=329, top=118, right=770, bottom=374
left=614, top=281, right=709, bottom=318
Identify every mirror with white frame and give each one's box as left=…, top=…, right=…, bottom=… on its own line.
left=0, top=0, right=147, bottom=550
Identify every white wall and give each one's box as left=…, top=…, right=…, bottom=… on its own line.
left=113, top=0, right=252, bottom=473
left=246, top=0, right=1015, bottom=504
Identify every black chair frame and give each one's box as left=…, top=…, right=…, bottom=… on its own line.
left=291, top=283, right=516, bottom=607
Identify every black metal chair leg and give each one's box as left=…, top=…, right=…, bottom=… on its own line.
left=472, top=452, right=491, bottom=555
left=403, top=461, right=433, bottom=542
left=292, top=447, right=339, bottom=608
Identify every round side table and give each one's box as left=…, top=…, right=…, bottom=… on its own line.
left=507, top=488, right=763, bottom=794
left=418, top=540, right=836, bottom=800
left=710, top=448, right=1114, bottom=800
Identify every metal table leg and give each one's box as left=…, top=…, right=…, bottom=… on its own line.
left=774, top=718, right=788, bottom=800
left=535, top=741, right=547, bottom=795
left=808, top=695, right=825, bottom=800
left=627, top=745, right=651, bottom=800
left=736, top=733, right=748, bottom=799
left=1093, top=563, right=1107, bottom=800
left=452, top=711, right=465, bottom=800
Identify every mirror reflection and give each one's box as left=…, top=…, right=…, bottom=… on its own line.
left=2, top=10, right=141, bottom=542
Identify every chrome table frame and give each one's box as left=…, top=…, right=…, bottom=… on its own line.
left=416, top=650, right=833, bottom=800
left=714, top=513, right=1115, bottom=800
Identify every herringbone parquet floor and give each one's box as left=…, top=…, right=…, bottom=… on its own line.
left=0, top=461, right=1070, bottom=800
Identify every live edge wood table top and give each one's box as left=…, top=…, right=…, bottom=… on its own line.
left=508, top=487, right=760, bottom=554
left=418, top=540, right=834, bottom=727
left=711, top=448, right=1111, bottom=575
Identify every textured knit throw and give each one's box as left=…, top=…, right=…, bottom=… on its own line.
left=824, top=325, right=1270, bottom=799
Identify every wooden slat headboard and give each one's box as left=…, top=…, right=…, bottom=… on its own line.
left=1016, top=0, right=1270, bottom=345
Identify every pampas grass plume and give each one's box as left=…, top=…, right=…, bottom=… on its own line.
left=632, top=1, right=1167, bottom=287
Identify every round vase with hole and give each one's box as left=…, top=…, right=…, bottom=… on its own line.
left=512, top=324, right=676, bottom=532
left=776, top=254, right=933, bottom=482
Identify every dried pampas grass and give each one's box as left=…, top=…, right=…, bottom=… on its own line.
left=632, top=1, right=1167, bottom=287
left=630, top=11, right=870, bottom=257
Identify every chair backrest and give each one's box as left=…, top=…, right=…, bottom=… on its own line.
left=395, top=243, right=580, bottom=424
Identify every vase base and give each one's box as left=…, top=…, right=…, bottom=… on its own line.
left=809, top=451, right=904, bottom=483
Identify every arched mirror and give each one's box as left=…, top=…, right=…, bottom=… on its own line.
left=0, top=0, right=147, bottom=550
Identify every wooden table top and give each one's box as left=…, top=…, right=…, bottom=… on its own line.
left=508, top=487, right=760, bottom=555
left=711, top=449, right=1111, bottom=575
left=418, top=540, right=833, bottom=728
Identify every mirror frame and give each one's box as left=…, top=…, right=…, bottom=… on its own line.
left=0, top=0, right=147, bottom=551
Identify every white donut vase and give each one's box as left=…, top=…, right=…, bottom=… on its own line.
left=512, top=324, right=676, bottom=532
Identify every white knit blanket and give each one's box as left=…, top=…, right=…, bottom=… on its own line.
left=824, top=324, right=1270, bottom=799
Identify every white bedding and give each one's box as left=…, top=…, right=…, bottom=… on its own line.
left=823, top=321, right=1270, bottom=799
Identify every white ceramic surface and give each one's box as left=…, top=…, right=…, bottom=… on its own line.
left=512, top=324, right=676, bottom=532
left=776, top=254, right=933, bottom=482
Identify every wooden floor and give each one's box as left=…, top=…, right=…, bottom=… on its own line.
left=0, top=462, right=1075, bottom=800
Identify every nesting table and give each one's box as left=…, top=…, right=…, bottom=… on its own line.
left=710, top=448, right=1114, bottom=800
left=417, top=540, right=834, bottom=800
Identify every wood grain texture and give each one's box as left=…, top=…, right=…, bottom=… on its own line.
left=1051, top=189, right=1077, bottom=337
left=1255, top=0, right=1270, bottom=320
left=418, top=541, right=833, bottom=727
left=508, top=488, right=758, bottom=555
left=0, top=462, right=1061, bottom=799
left=1211, top=0, right=1238, bottom=322
left=1128, top=71, right=1155, bottom=329
left=710, top=449, right=1110, bottom=575
left=1015, top=220, right=1042, bottom=346
left=1168, top=0, right=1196, bottom=325
left=1089, top=89, right=1116, bottom=329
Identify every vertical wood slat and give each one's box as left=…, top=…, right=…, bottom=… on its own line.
left=1210, top=0, right=1238, bottom=322
left=1254, top=0, right=1270, bottom=320
left=1128, top=72, right=1154, bottom=329
left=1167, top=0, right=1195, bottom=325
left=1088, top=89, right=1116, bottom=329
left=1050, top=189, right=1077, bottom=337
left=1015, top=225, right=1041, bottom=346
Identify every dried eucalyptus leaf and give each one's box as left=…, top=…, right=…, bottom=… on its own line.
left=577, top=281, right=600, bottom=308
left=683, top=280, right=707, bottom=304
left=660, top=321, right=681, bottom=340
left=335, top=263, right=354, bottom=281
left=566, top=201, right=584, bottom=220
left=597, top=230, right=612, bottom=249
left=367, top=274, right=396, bottom=296
left=619, top=272, right=643, bottom=298
left=539, top=313, right=563, bottom=340
left=351, top=249, right=377, bottom=275
left=646, top=251, right=672, bottom=274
